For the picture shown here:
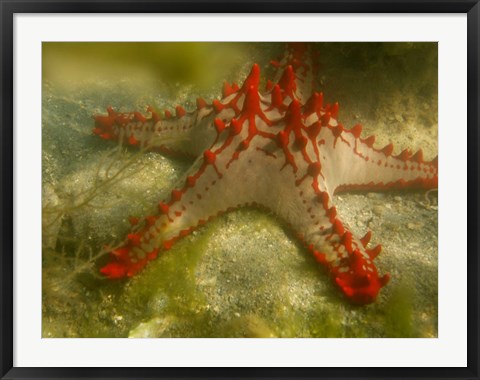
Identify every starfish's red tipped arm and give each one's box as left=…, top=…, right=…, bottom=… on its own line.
left=315, top=122, right=438, bottom=194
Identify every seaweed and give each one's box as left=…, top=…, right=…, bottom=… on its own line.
left=42, top=146, right=148, bottom=337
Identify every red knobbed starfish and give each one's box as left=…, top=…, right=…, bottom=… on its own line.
left=93, top=43, right=437, bottom=305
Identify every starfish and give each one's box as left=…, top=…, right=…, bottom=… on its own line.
left=92, top=43, right=437, bottom=305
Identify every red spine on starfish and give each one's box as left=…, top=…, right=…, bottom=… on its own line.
left=93, top=44, right=437, bottom=305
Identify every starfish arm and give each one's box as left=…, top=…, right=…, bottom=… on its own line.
left=316, top=123, right=438, bottom=195
left=93, top=63, right=268, bottom=155
left=92, top=104, right=232, bottom=156
left=98, top=125, right=281, bottom=280
left=237, top=142, right=391, bottom=305
left=270, top=43, right=319, bottom=104
left=284, top=171, right=391, bottom=305
left=246, top=119, right=391, bottom=304
left=92, top=65, right=265, bottom=157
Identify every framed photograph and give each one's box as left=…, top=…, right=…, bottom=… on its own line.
left=1, top=1, right=478, bottom=379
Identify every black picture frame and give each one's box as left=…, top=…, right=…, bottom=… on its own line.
left=1, top=1, right=479, bottom=379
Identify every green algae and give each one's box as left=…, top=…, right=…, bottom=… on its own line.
left=383, top=281, right=416, bottom=338
left=113, top=209, right=428, bottom=338
left=121, top=223, right=211, bottom=335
